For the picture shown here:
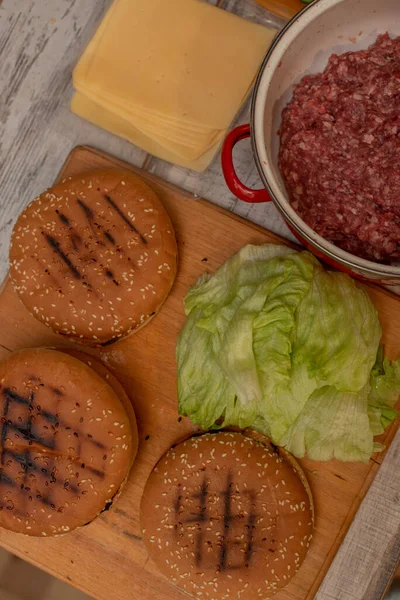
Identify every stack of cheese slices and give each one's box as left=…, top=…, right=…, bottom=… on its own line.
left=71, top=0, right=276, bottom=171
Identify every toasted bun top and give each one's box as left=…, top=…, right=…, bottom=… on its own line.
left=141, top=432, right=313, bottom=600
left=0, top=348, right=135, bottom=536
left=9, top=169, right=177, bottom=345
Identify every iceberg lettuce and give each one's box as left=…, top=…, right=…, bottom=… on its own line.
left=177, top=244, right=400, bottom=462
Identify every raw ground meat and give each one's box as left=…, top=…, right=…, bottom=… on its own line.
left=279, top=33, right=400, bottom=263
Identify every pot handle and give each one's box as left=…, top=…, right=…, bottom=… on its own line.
left=221, top=124, right=272, bottom=203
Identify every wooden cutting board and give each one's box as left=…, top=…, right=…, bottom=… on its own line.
left=0, top=145, right=399, bottom=600
left=254, top=0, right=305, bottom=19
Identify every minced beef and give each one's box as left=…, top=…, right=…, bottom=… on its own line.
left=278, top=33, right=400, bottom=263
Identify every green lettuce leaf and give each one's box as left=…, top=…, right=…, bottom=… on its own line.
left=184, top=244, right=296, bottom=316
left=176, top=243, right=400, bottom=462
left=279, top=385, right=373, bottom=463
left=176, top=304, right=235, bottom=430
left=367, top=346, right=400, bottom=435
left=179, top=245, right=311, bottom=430
left=291, top=267, right=382, bottom=393
left=247, top=252, right=315, bottom=440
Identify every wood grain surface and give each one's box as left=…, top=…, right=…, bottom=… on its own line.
left=255, top=0, right=305, bottom=19
left=0, top=2, right=400, bottom=599
left=0, top=146, right=399, bottom=600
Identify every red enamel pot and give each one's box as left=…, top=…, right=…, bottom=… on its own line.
left=221, top=0, right=400, bottom=285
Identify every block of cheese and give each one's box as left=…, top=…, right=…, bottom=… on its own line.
left=71, top=93, right=222, bottom=171
left=72, top=0, right=276, bottom=170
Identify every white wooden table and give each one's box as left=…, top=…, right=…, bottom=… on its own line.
left=0, top=1, right=399, bottom=598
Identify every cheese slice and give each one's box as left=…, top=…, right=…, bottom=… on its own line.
left=74, top=80, right=224, bottom=152
left=74, top=87, right=225, bottom=161
left=71, top=93, right=221, bottom=171
left=74, top=78, right=220, bottom=136
left=74, top=0, right=275, bottom=130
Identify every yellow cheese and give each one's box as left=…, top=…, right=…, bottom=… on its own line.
left=71, top=93, right=221, bottom=171
left=72, top=0, right=276, bottom=169
left=74, top=0, right=275, bottom=130
left=74, top=87, right=225, bottom=161
left=74, top=80, right=224, bottom=152
left=74, top=79, right=220, bottom=136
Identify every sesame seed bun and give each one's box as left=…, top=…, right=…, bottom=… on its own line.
left=0, top=348, right=137, bottom=536
left=60, top=347, right=138, bottom=447
left=141, top=432, right=313, bottom=600
left=9, top=169, right=178, bottom=346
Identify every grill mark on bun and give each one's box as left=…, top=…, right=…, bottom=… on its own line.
left=51, top=387, right=64, bottom=397
left=244, top=490, right=257, bottom=567
left=0, top=472, right=14, bottom=486
left=41, top=409, right=58, bottom=424
left=175, top=468, right=259, bottom=572
left=14, top=391, right=58, bottom=450
left=220, top=472, right=234, bottom=571
left=174, top=489, right=182, bottom=516
left=62, top=480, right=79, bottom=494
left=186, top=477, right=209, bottom=566
left=1, top=445, right=82, bottom=513
left=77, top=198, right=94, bottom=220
left=0, top=349, right=137, bottom=536
left=43, top=234, right=82, bottom=280
left=104, top=194, right=147, bottom=244
left=103, top=268, right=119, bottom=286
left=86, top=435, right=106, bottom=449
left=70, top=232, right=83, bottom=251
left=55, top=210, right=71, bottom=227
left=103, top=231, right=116, bottom=245
left=77, top=199, right=106, bottom=248
left=1, top=386, right=107, bottom=462
left=13, top=450, right=41, bottom=473
left=13, top=425, right=55, bottom=448
left=218, top=472, right=258, bottom=571
left=1, top=448, right=73, bottom=508
left=1, top=390, right=15, bottom=464
left=3, top=388, right=30, bottom=406
left=78, top=198, right=121, bottom=251
left=141, top=432, right=314, bottom=600
left=86, top=466, right=105, bottom=480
